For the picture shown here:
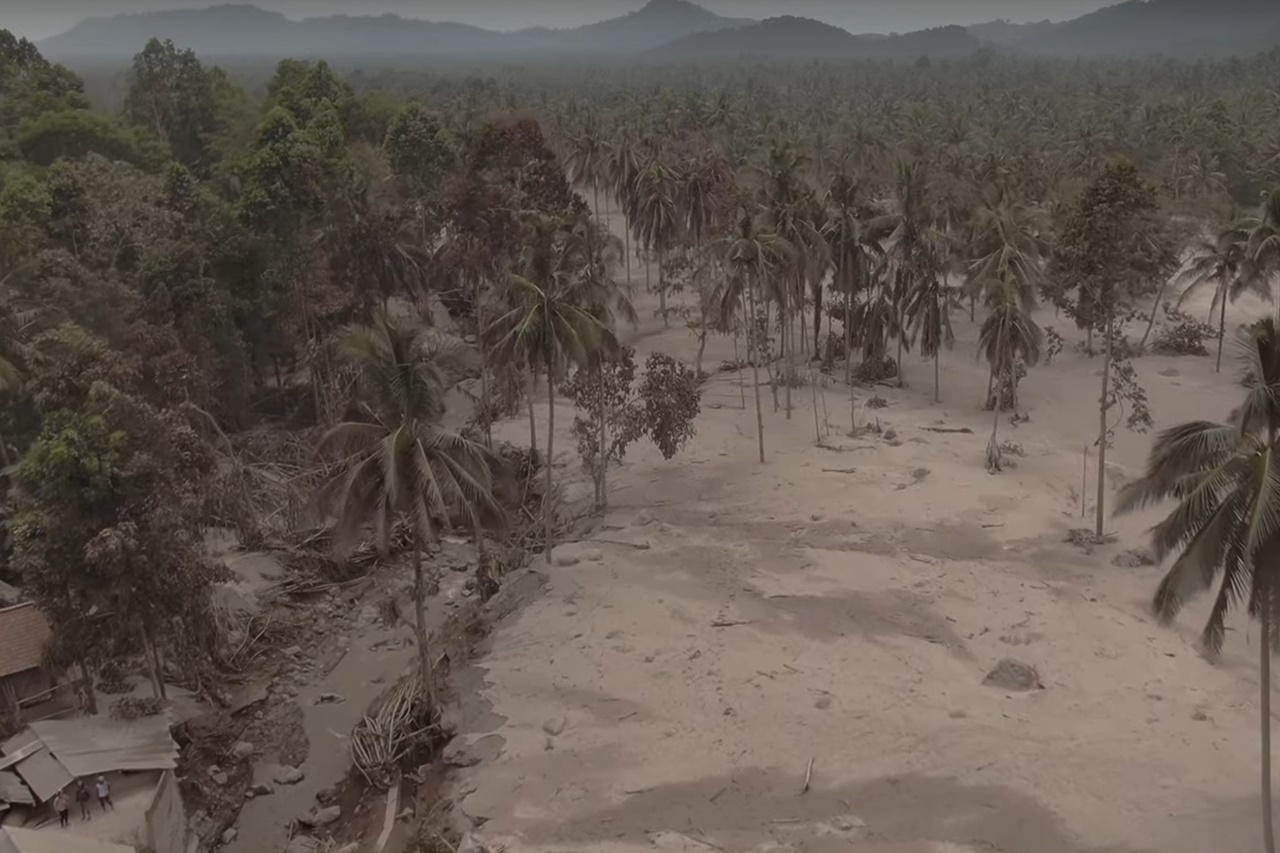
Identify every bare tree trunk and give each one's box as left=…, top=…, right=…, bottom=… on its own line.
left=475, top=276, right=492, bottom=446
left=1095, top=313, right=1113, bottom=539
left=140, top=626, right=166, bottom=701
left=778, top=286, right=788, bottom=417
left=734, top=298, right=746, bottom=410
left=545, top=356, right=557, bottom=563
left=77, top=659, right=98, bottom=715
left=1216, top=294, right=1228, bottom=373
left=411, top=545, right=435, bottom=706
left=527, top=368, right=538, bottom=454
left=1139, top=273, right=1172, bottom=351
left=597, top=365, right=608, bottom=511
left=658, top=247, right=668, bottom=327
left=813, top=280, right=823, bottom=355
left=1262, top=571, right=1277, bottom=853
left=845, top=268, right=855, bottom=433
left=934, top=347, right=941, bottom=404
left=747, top=271, right=766, bottom=463
left=764, top=300, right=779, bottom=412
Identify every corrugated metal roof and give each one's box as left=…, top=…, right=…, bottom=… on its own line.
left=27, top=714, right=177, bottom=778
left=0, top=732, right=71, bottom=804
left=0, top=604, right=50, bottom=679
left=0, top=826, right=136, bottom=853
left=0, top=770, right=34, bottom=806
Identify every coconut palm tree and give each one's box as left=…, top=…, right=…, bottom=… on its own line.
left=823, top=171, right=884, bottom=429
left=1177, top=225, right=1263, bottom=372
left=716, top=200, right=793, bottom=463
left=317, top=314, right=501, bottom=705
left=1115, top=315, right=1280, bottom=853
left=1244, top=190, right=1280, bottom=298
left=878, top=159, right=939, bottom=388
left=978, top=275, right=1043, bottom=472
left=629, top=153, right=681, bottom=326
left=489, top=214, right=618, bottom=562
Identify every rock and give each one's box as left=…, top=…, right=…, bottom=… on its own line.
left=1159, top=367, right=1181, bottom=377
left=948, top=709, right=968, bottom=719
left=245, top=790, right=255, bottom=799
left=1192, top=709, right=1210, bottom=722
left=397, top=807, right=415, bottom=821
left=284, top=646, right=302, bottom=657
left=982, top=658, right=1043, bottom=692
left=553, top=552, right=580, bottom=567
left=207, top=765, right=223, bottom=779
left=251, top=783, right=273, bottom=796
left=883, top=428, right=898, bottom=441
left=315, top=693, right=346, bottom=705
left=297, top=805, right=341, bottom=828
left=315, top=786, right=338, bottom=805
left=231, top=741, right=255, bottom=760
left=814, top=696, right=832, bottom=710
left=442, top=737, right=481, bottom=768
left=1112, top=548, right=1156, bottom=568
left=221, top=828, right=238, bottom=844
left=457, top=833, right=492, bottom=853
left=210, top=770, right=228, bottom=786
left=541, top=716, right=567, bottom=736
left=274, top=765, right=305, bottom=785
left=583, top=548, right=604, bottom=563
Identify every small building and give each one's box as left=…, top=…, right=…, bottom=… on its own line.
left=0, top=715, right=189, bottom=853
left=0, top=605, right=54, bottom=718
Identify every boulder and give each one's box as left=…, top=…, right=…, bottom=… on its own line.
left=231, top=741, right=256, bottom=760
left=297, top=805, right=341, bottom=828
left=273, top=765, right=305, bottom=785
left=442, top=737, right=481, bottom=768
left=221, top=828, right=238, bottom=844
left=982, top=658, right=1042, bottom=692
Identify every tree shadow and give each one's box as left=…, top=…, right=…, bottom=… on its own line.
left=515, top=767, right=1150, bottom=853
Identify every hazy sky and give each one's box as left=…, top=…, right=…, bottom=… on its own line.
left=2, top=0, right=1117, bottom=40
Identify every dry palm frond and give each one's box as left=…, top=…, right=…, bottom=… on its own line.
left=351, top=670, right=442, bottom=787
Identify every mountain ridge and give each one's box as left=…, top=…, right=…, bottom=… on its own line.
left=32, top=0, right=1280, bottom=62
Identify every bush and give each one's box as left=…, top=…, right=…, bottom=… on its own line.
left=1150, top=309, right=1215, bottom=356
left=110, top=696, right=162, bottom=720
left=853, top=356, right=898, bottom=383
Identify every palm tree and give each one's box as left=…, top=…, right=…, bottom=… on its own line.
left=878, top=159, right=939, bottom=388
left=564, top=115, right=608, bottom=223
left=634, top=155, right=682, bottom=327
left=1244, top=190, right=1280, bottom=298
left=823, top=172, right=884, bottom=430
left=490, top=214, right=617, bottom=562
left=978, top=276, right=1043, bottom=471
left=1177, top=225, right=1263, bottom=372
left=1115, top=316, right=1280, bottom=853
left=317, top=315, right=501, bottom=705
left=716, top=200, right=792, bottom=463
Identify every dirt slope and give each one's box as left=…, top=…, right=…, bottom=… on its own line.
left=445, top=237, right=1278, bottom=853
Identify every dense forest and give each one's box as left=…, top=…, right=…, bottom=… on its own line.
left=8, top=27, right=1280, bottom=844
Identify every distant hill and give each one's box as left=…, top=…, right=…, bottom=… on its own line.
left=966, top=18, right=1060, bottom=47
left=35, top=0, right=1280, bottom=64
left=1014, top=0, right=1280, bottom=57
left=37, top=0, right=754, bottom=61
left=520, top=0, right=754, bottom=54
left=647, top=17, right=982, bottom=62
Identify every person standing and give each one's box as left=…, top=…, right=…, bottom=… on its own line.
left=75, top=780, right=91, bottom=820
left=53, top=790, right=69, bottom=828
left=94, top=775, right=112, bottom=811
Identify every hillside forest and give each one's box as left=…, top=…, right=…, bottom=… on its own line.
left=7, top=27, right=1280, bottom=850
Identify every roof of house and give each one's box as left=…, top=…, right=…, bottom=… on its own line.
left=0, top=604, right=50, bottom=679
left=28, top=715, right=178, bottom=777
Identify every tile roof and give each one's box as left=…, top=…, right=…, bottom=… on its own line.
left=0, top=604, right=51, bottom=679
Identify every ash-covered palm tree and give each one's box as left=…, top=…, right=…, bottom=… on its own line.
left=1116, top=315, right=1280, bottom=853
left=489, top=214, right=618, bottom=562
left=1177, top=224, right=1264, bottom=372
left=716, top=200, right=793, bottom=463
left=823, top=171, right=884, bottom=429
left=629, top=153, right=681, bottom=326
left=316, top=314, right=501, bottom=704
left=1244, top=190, right=1280, bottom=299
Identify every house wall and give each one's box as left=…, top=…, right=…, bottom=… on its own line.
left=0, top=668, right=54, bottom=710
left=144, top=770, right=190, bottom=853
